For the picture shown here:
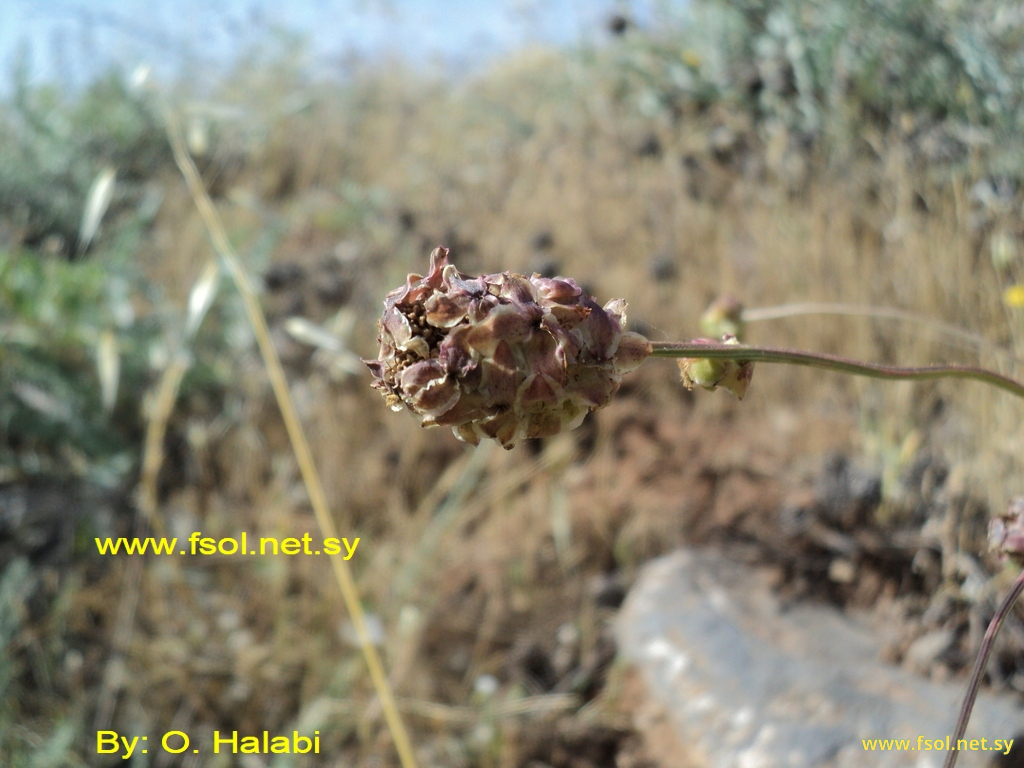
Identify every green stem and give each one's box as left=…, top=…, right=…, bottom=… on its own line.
left=649, top=341, right=1024, bottom=401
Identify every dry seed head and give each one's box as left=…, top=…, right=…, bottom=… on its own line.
left=989, top=496, right=1024, bottom=566
left=364, top=247, right=651, bottom=448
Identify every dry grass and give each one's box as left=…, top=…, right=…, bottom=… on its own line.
left=8, top=29, right=1024, bottom=768
left=149, top=47, right=1024, bottom=490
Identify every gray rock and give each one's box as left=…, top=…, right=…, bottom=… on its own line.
left=616, top=549, right=1024, bottom=767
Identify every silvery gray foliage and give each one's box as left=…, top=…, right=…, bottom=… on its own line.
left=365, top=247, right=651, bottom=449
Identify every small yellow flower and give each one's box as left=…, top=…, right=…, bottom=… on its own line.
left=1003, top=285, right=1024, bottom=308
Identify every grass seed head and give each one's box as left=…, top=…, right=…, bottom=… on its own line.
left=365, top=247, right=651, bottom=448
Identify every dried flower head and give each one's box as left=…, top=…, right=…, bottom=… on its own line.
left=989, top=496, right=1024, bottom=566
left=677, top=335, right=754, bottom=399
left=364, top=247, right=651, bottom=448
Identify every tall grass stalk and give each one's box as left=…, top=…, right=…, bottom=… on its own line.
left=163, top=109, right=420, bottom=768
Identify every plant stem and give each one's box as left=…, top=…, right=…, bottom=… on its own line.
left=740, top=302, right=1019, bottom=365
left=653, top=340, right=1024, bottom=768
left=943, top=569, right=1024, bottom=768
left=649, top=341, right=1024, bottom=401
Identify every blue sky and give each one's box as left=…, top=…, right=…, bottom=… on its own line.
left=1, top=1, right=678, bottom=89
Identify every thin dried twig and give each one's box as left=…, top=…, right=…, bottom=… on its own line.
left=943, top=569, right=1024, bottom=768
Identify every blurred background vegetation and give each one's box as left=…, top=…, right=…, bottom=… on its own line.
left=6, top=0, right=1024, bottom=765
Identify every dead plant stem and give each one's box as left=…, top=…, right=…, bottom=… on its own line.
left=943, top=569, right=1024, bottom=768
